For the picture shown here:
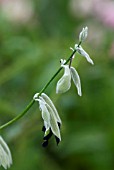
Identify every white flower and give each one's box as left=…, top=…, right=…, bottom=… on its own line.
left=75, top=44, right=94, bottom=65
left=56, top=59, right=71, bottom=94
left=33, top=93, right=61, bottom=147
left=79, top=27, right=88, bottom=42
left=0, top=136, right=12, bottom=169
left=56, top=59, right=82, bottom=96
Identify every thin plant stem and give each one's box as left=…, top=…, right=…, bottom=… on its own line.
left=0, top=100, right=35, bottom=130
left=0, top=49, right=76, bottom=130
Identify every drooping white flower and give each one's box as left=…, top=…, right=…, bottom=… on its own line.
left=33, top=93, right=61, bottom=147
left=56, top=59, right=71, bottom=93
left=56, top=59, right=82, bottom=96
left=0, top=136, right=12, bottom=169
left=79, top=27, right=88, bottom=42
left=75, top=44, right=94, bottom=65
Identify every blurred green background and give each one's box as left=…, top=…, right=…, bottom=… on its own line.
left=0, top=0, right=114, bottom=170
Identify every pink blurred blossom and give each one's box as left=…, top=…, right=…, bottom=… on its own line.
left=70, top=0, right=114, bottom=28
left=0, top=0, right=34, bottom=23
left=94, top=0, right=114, bottom=27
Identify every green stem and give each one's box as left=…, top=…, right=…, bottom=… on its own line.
left=0, top=49, right=76, bottom=130
left=0, top=100, right=35, bottom=130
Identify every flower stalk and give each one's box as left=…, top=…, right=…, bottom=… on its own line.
left=0, top=26, right=93, bottom=132
left=0, top=26, right=94, bottom=168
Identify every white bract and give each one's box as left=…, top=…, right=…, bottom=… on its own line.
left=75, top=44, right=94, bottom=65
left=33, top=93, right=61, bottom=146
left=79, top=26, right=88, bottom=42
left=56, top=59, right=82, bottom=96
left=0, top=136, right=12, bottom=169
left=70, top=67, right=82, bottom=96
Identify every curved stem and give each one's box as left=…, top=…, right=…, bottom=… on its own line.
left=0, top=100, right=35, bottom=130
left=0, top=49, right=76, bottom=130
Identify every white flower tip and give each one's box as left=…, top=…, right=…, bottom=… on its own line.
left=90, top=60, right=94, bottom=65
left=77, top=89, right=82, bottom=96
left=33, top=93, right=39, bottom=100
left=84, top=26, right=88, bottom=31
left=78, top=92, right=82, bottom=97
left=87, top=57, right=94, bottom=65
left=70, top=47, right=74, bottom=51
left=86, top=56, right=94, bottom=65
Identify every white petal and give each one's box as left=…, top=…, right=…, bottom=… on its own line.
left=41, top=93, right=62, bottom=124
left=70, top=67, right=82, bottom=96
left=44, top=121, right=49, bottom=130
left=38, top=97, right=50, bottom=128
left=56, top=65, right=71, bottom=93
left=0, top=145, right=7, bottom=169
left=0, top=136, right=12, bottom=169
left=0, top=145, right=10, bottom=169
left=43, top=121, right=50, bottom=136
left=75, top=44, right=94, bottom=65
left=79, top=27, right=88, bottom=42
left=46, top=103, right=61, bottom=141
left=70, top=47, right=74, bottom=51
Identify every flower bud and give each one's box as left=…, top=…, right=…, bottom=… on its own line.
left=79, top=27, right=88, bottom=42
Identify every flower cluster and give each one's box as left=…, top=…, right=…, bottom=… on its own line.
left=0, top=136, right=12, bottom=169
left=0, top=26, right=94, bottom=169
left=33, top=93, right=61, bottom=147
left=33, top=26, right=94, bottom=148
left=74, top=27, right=94, bottom=65
left=56, top=27, right=94, bottom=95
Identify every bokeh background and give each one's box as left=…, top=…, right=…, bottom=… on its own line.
left=0, top=0, right=114, bottom=170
